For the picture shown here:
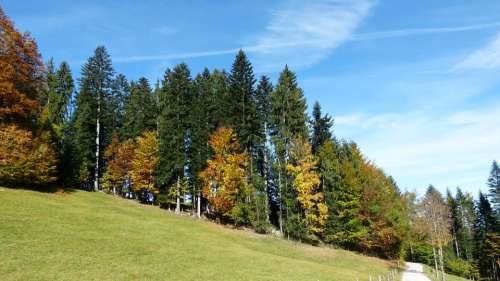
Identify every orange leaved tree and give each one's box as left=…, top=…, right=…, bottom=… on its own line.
left=199, top=127, right=252, bottom=222
left=0, top=124, right=57, bottom=186
left=0, top=7, right=44, bottom=125
left=102, top=134, right=135, bottom=195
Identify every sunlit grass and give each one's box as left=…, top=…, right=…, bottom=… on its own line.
left=1, top=187, right=397, bottom=281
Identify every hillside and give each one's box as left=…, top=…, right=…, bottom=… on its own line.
left=0, top=187, right=398, bottom=281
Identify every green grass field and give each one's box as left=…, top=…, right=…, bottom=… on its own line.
left=423, top=264, right=471, bottom=281
left=0, top=187, right=399, bottom=281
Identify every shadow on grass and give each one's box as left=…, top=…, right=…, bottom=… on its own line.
left=0, top=184, right=79, bottom=194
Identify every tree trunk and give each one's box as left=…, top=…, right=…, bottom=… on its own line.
left=197, top=192, right=201, bottom=218
left=278, top=159, right=283, bottom=235
left=410, top=243, right=414, bottom=262
left=433, top=247, right=439, bottom=281
left=175, top=176, right=181, bottom=214
left=94, top=94, right=101, bottom=191
left=263, top=123, right=270, bottom=223
left=439, top=245, right=446, bottom=281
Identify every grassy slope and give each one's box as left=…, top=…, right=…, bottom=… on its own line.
left=423, top=265, right=471, bottom=281
left=0, top=187, right=397, bottom=281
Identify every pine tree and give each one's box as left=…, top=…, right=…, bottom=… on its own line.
left=122, top=77, right=155, bottom=139
left=110, top=74, right=130, bottom=137
left=488, top=160, right=500, bottom=215
left=48, top=62, right=73, bottom=127
left=227, top=50, right=261, bottom=158
left=158, top=64, right=192, bottom=214
left=311, top=101, right=333, bottom=155
left=254, top=75, right=273, bottom=226
left=325, top=142, right=364, bottom=248
left=73, top=46, right=115, bottom=190
left=474, top=192, right=500, bottom=280
left=268, top=65, right=308, bottom=236
left=189, top=68, right=217, bottom=217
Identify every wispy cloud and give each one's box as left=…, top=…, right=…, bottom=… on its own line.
left=249, top=0, right=375, bottom=70
left=152, top=25, right=177, bottom=36
left=352, top=22, right=500, bottom=41
left=334, top=104, right=500, bottom=194
left=455, top=33, right=500, bottom=69
left=111, top=19, right=500, bottom=72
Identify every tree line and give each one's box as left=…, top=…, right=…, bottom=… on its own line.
left=0, top=7, right=498, bottom=280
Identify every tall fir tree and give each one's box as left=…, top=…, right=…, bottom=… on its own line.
left=73, top=46, right=115, bottom=190
left=110, top=74, right=130, bottom=137
left=311, top=101, right=333, bottom=155
left=227, top=50, right=261, bottom=159
left=189, top=68, right=215, bottom=217
left=474, top=192, right=500, bottom=280
left=158, top=63, right=192, bottom=214
left=488, top=160, right=500, bottom=215
left=122, top=77, right=155, bottom=139
left=268, top=65, right=308, bottom=236
left=46, top=61, right=74, bottom=183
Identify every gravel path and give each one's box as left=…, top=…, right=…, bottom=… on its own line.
left=402, top=262, right=431, bottom=281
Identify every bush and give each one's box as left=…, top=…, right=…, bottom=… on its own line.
left=445, top=255, right=477, bottom=279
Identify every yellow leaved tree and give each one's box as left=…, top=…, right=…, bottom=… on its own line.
left=287, top=137, right=328, bottom=240
left=130, top=131, right=159, bottom=194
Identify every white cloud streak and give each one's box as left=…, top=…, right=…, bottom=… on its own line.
left=112, top=19, right=500, bottom=70
left=335, top=105, right=500, bottom=194
left=455, top=33, right=500, bottom=69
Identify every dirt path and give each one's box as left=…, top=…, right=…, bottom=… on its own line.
left=402, top=262, right=431, bottom=281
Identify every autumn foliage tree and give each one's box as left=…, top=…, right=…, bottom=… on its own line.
left=102, top=133, right=134, bottom=195
left=200, top=127, right=253, bottom=223
left=287, top=137, right=328, bottom=242
left=130, top=131, right=159, bottom=194
left=0, top=8, right=58, bottom=187
left=0, top=7, right=44, bottom=125
left=0, top=125, right=57, bottom=186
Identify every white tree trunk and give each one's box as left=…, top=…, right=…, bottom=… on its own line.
left=175, top=176, right=181, bottom=214
left=197, top=193, right=201, bottom=218
left=433, top=247, right=439, bottom=281
left=439, top=245, right=446, bottom=281
left=263, top=122, right=269, bottom=223
left=277, top=159, right=283, bottom=235
left=94, top=95, right=101, bottom=191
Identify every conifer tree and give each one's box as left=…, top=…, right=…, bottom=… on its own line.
left=474, top=192, right=500, bottom=280
left=189, top=68, right=217, bottom=217
left=254, top=75, right=273, bottom=225
left=48, top=62, right=73, bottom=127
left=488, top=160, right=500, bottom=214
left=158, top=63, right=192, bottom=214
left=73, top=46, right=115, bottom=190
left=324, top=142, right=364, bottom=248
left=110, top=74, right=130, bottom=136
left=269, top=65, right=308, bottom=236
left=228, top=50, right=261, bottom=158
left=122, top=77, right=155, bottom=139
left=311, top=101, right=333, bottom=155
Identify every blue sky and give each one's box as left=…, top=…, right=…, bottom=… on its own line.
left=4, top=0, right=500, bottom=197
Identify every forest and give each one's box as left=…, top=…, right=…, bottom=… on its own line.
left=0, top=6, right=498, bottom=281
